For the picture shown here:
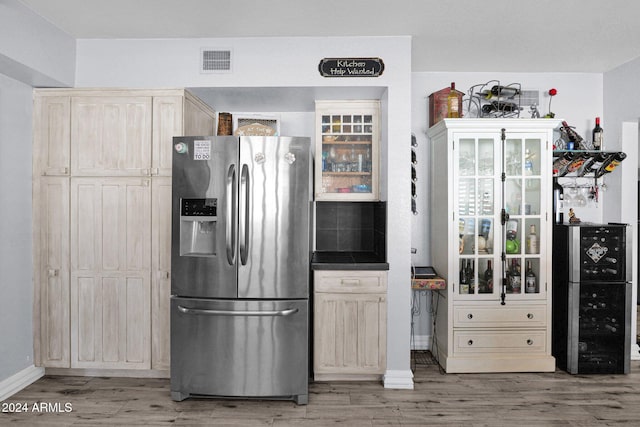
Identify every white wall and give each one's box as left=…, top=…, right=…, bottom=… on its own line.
left=0, top=1, right=75, bottom=386
left=410, top=71, right=605, bottom=345
left=0, top=73, right=35, bottom=380
left=76, top=35, right=415, bottom=386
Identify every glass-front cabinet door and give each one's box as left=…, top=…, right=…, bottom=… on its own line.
left=454, top=131, right=548, bottom=301
left=455, top=135, right=498, bottom=299
left=315, top=100, right=380, bottom=201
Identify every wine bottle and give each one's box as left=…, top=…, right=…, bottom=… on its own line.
left=598, top=152, right=627, bottom=177
left=447, top=82, right=460, bottom=118
left=459, top=259, right=469, bottom=294
left=510, top=259, right=521, bottom=293
left=525, top=261, right=537, bottom=293
left=483, top=260, right=493, bottom=294
left=592, top=117, right=603, bottom=150
left=561, top=121, right=585, bottom=149
left=526, top=225, right=539, bottom=254
left=553, top=179, right=564, bottom=224
left=490, top=85, right=520, bottom=97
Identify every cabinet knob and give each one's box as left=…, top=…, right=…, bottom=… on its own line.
left=467, top=340, right=474, bottom=346
left=47, top=269, right=59, bottom=277
left=527, top=339, right=533, bottom=345
left=467, top=313, right=473, bottom=319
left=527, top=313, right=534, bottom=319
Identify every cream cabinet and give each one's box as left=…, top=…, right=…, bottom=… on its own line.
left=313, top=270, right=387, bottom=380
left=428, top=119, right=560, bottom=373
left=33, top=177, right=70, bottom=368
left=314, top=100, right=380, bottom=201
left=32, top=88, right=215, bottom=374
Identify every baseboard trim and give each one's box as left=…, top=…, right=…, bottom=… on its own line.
left=0, top=365, right=45, bottom=401
left=383, top=369, right=414, bottom=389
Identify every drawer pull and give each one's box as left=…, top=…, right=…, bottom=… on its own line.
left=341, top=279, right=360, bottom=286
left=467, top=340, right=474, bottom=346
left=527, top=313, right=534, bottom=319
left=467, top=313, right=473, bottom=319
left=527, top=339, right=533, bottom=345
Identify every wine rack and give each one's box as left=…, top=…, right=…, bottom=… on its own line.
left=552, top=150, right=627, bottom=178
left=466, top=80, right=523, bottom=119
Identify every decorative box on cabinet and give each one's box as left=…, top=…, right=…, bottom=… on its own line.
left=313, top=270, right=387, bottom=380
left=428, top=118, right=560, bottom=373
left=314, top=100, right=380, bottom=201
left=32, top=88, right=215, bottom=374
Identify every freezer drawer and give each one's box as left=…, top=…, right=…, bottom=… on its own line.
left=170, top=297, right=309, bottom=404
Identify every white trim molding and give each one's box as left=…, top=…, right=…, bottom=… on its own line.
left=383, top=369, right=414, bottom=389
left=0, top=365, right=45, bottom=402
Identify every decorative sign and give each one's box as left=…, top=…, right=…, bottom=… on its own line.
left=193, top=140, right=211, bottom=160
left=318, top=58, right=384, bottom=78
left=234, top=123, right=277, bottom=136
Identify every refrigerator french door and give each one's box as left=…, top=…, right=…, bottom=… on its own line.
left=170, top=136, right=311, bottom=404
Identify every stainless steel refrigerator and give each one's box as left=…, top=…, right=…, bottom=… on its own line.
left=170, top=136, right=311, bottom=404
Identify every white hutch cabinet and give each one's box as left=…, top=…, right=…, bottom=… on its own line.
left=428, top=119, right=560, bottom=373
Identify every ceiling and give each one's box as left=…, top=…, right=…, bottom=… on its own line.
left=19, top=0, right=640, bottom=73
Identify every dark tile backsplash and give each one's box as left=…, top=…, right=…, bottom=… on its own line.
left=316, top=201, right=386, bottom=259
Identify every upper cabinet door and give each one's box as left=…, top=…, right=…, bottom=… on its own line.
left=152, top=96, right=183, bottom=177
left=315, top=101, right=380, bottom=201
left=34, top=96, right=71, bottom=176
left=71, top=96, right=152, bottom=176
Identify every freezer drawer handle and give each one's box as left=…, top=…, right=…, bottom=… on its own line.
left=178, top=305, right=298, bottom=317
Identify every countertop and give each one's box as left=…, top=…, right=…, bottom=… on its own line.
left=311, top=251, right=389, bottom=271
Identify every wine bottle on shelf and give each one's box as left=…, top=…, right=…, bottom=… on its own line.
left=553, top=179, right=564, bottom=224
left=592, top=117, right=603, bottom=150
left=447, top=82, right=460, bottom=118
left=483, top=260, right=493, bottom=294
left=595, top=152, right=627, bottom=178
left=525, top=261, right=537, bottom=293
left=459, top=259, right=469, bottom=294
left=510, top=259, right=521, bottom=294
left=561, top=121, right=585, bottom=149
left=490, top=85, right=520, bottom=97
left=586, top=152, right=609, bottom=175
left=526, top=224, right=539, bottom=254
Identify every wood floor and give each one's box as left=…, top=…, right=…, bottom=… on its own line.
left=3, top=353, right=640, bottom=426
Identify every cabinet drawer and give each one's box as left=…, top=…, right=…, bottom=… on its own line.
left=453, top=330, right=547, bottom=354
left=454, top=305, right=546, bottom=328
left=314, top=270, right=387, bottom=293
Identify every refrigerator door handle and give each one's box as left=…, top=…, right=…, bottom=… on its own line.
left=239, top=164, right=250, bottom=265
left=226, top=164, right=237, bottom=265
left=177, top=305, right=298, bottom=317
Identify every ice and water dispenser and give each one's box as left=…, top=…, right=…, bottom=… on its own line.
left=179, top=198, right=217, bottom=256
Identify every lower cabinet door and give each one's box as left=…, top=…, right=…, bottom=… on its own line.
left=314, top=292, right=386, bottom=375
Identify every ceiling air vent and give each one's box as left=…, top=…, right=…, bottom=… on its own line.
left=201, top=48, right=232, bottom=73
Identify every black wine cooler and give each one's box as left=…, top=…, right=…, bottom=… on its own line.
left=552, top=223, right=632, bottom=374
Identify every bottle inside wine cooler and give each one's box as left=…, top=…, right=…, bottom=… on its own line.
left=525, top=261, right=537, bottom=293
left=459, top=259, right=469, bottom=294
left=526, top=224, right=539, bottom=254
left=467, top=259, right=475, bottom=294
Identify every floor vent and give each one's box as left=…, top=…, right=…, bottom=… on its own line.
left=201, top=49, right=232, bottom=73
